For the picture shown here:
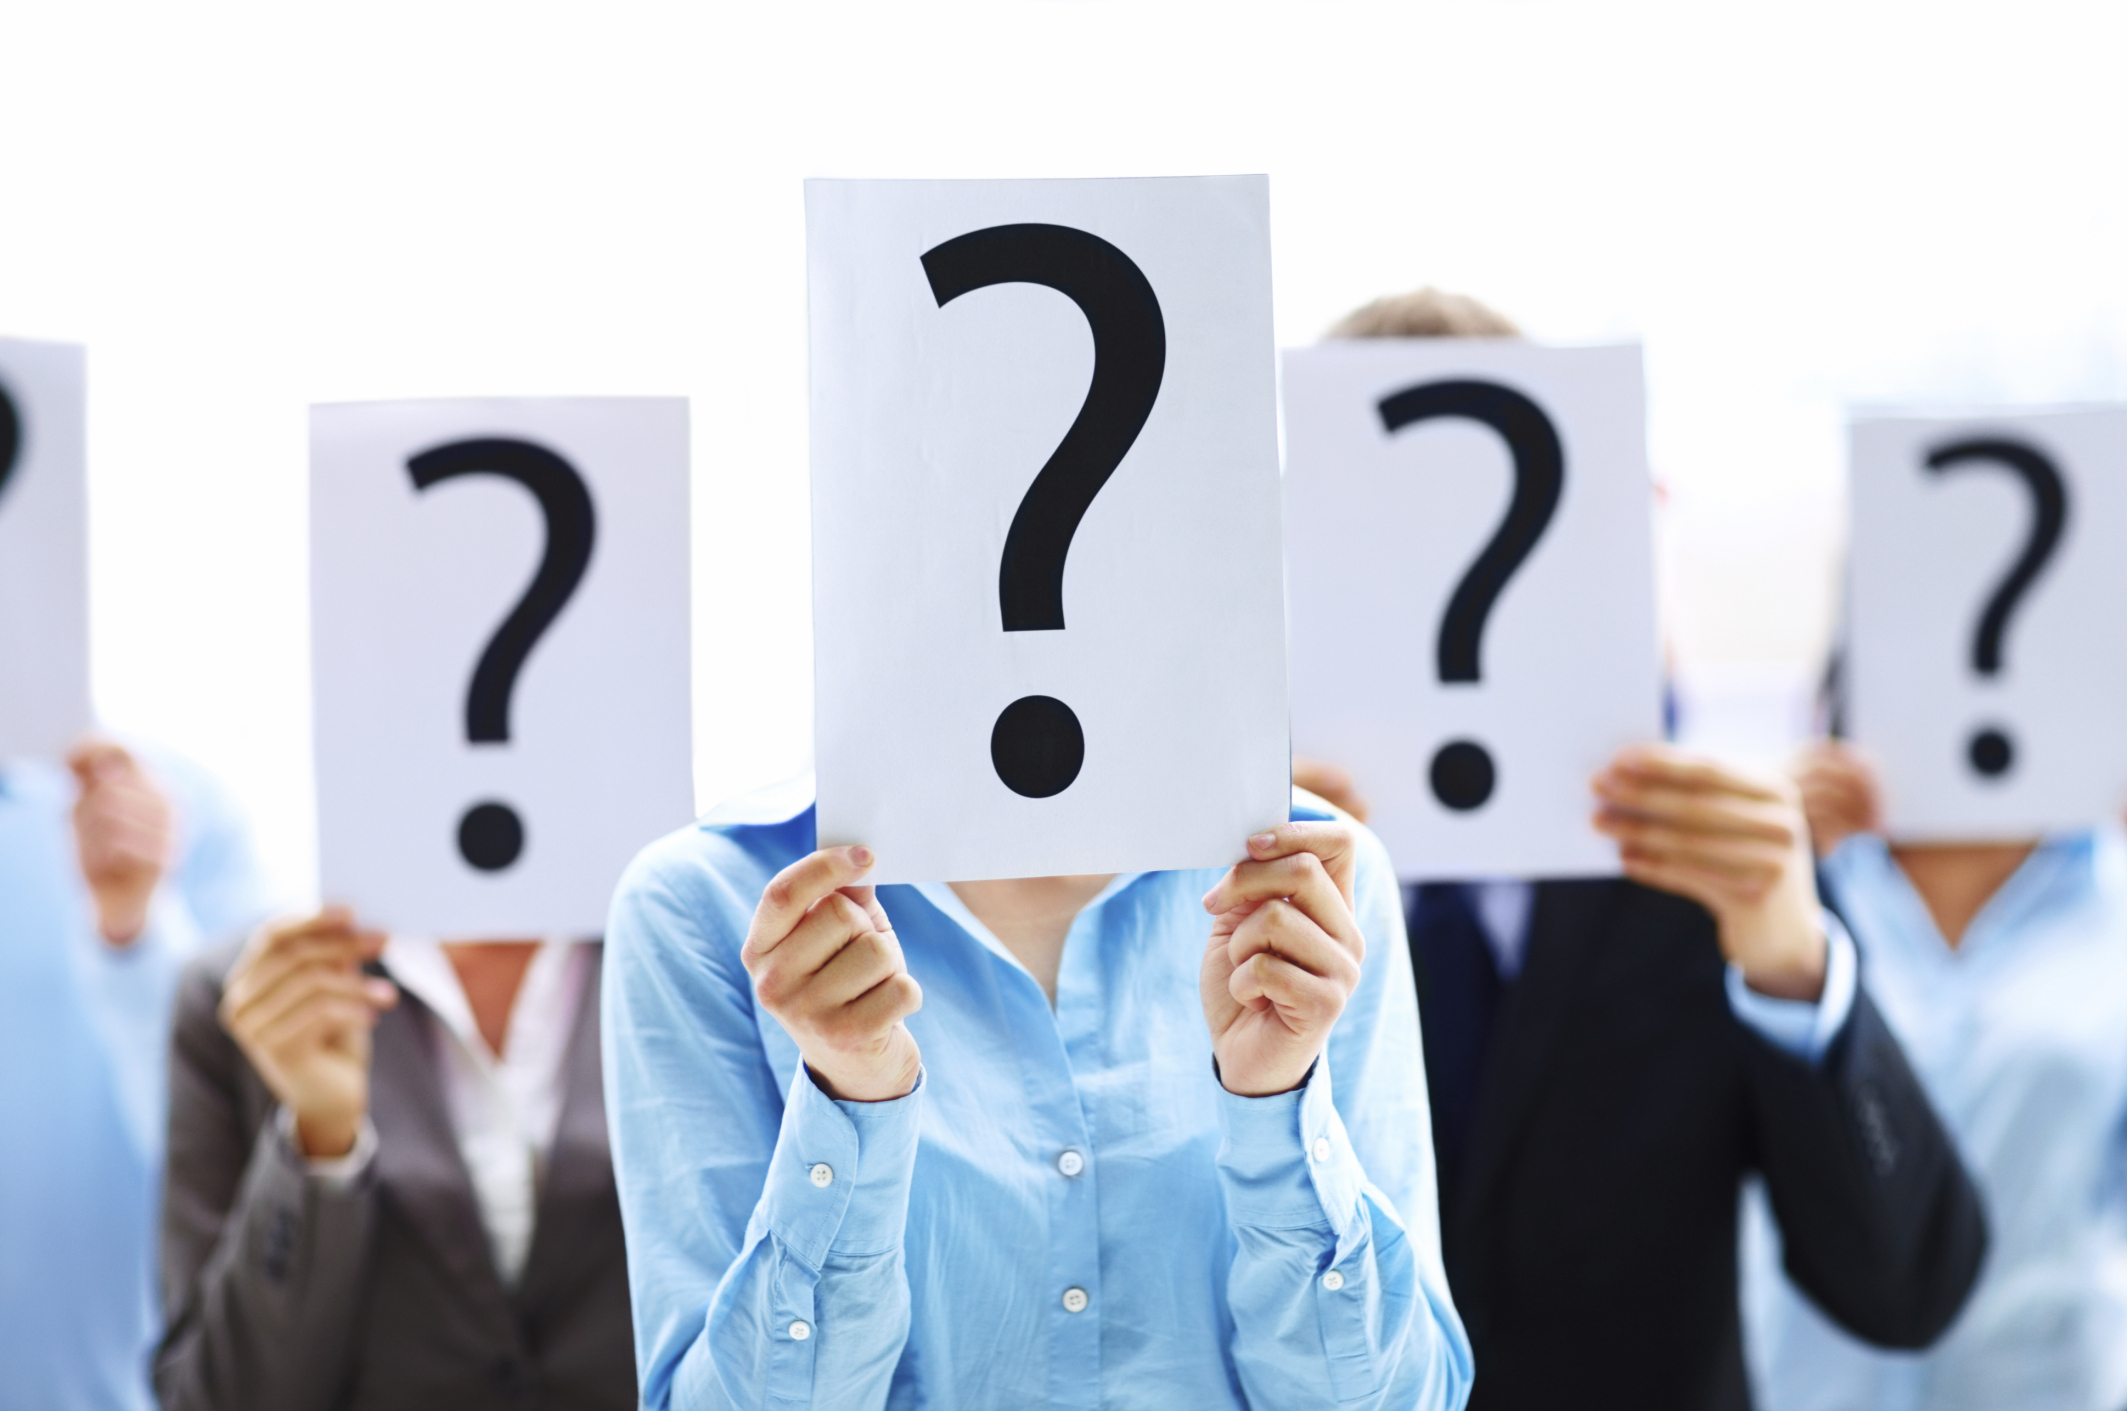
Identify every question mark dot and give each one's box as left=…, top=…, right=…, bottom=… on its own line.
left=1967, top=727, right=2015, bottom=779
left=1430, top=740, right=1497, bottom=812
left=458, top=801, right=526, bottom=871
left=991, top=696, right=1085, bottom=799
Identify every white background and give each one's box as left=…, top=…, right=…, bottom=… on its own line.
left=1286, top=341, right=1661, bottom=877
left=1848, top=408, right=2127, bottom=838
left=0, top=339, right=91, bottom=759
left=808, top=178, right=1288, bottom=883
left=311, top=399, right=693, bottom=934
left=7, top=1, right=2127, bottom=899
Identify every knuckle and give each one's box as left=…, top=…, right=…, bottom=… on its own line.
left=762, top=877, right=796, bottom=914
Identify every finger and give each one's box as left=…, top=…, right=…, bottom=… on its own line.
left=804, top=925, right=908, bottom=1012
left=744, top=847, right=876, bottom=962
left=1228, top=951, right=1345, bottom=1025
left=229, top=968, right=388, bottom=1045
left=1616, top=852, right=1779, bottom=911
left=1598, top=745, right=1788, bottom=805
left=831, top=972, right=923, bottom=1039
left=750, top=894, right=882, bottom=1002
left=1590, top=787, right=1799, bottom=847
left=66, top=738, right=133, bottom=787
left=1219, top=822, right=1358, bottom=905
left=225, top=922, right=375, bottom=1008
left=1203, top=849, right=1351, bottom=930
left=1225, top=898, right=1362, bottom=989
left=252, top=995, right=387, bottom=1060
left=1611, top=830, right=1787, bottom=891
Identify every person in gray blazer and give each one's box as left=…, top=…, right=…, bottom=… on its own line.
left=154, top=907, right=634, bottom=1411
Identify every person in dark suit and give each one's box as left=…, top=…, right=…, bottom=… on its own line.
left=1297, top=288, right=1988, bottom=1411
left=155, top=908, right=634, bottom=1411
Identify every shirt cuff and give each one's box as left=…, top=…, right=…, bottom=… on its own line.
left=1215, top=1058, right=1364, bottom=1243
left=761, top=1064, right=925, bottom=1269
left=1724, top=911, right=1858, bottom=1065
left=274, top=1107, right=378, bottom=1190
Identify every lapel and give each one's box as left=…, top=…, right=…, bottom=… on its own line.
left=1456, top=877, right=1618, bottom=1232
left=368, top=993, right=519, bottom=1330
left=518, top=946, right=612, bottom=1308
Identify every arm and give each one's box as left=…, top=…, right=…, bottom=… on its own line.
left=1200, top=820, right=1473, bottom=1410
left=155, top=957, right=380, bottom=1411
left=604, top=837, right=923, bottom=1411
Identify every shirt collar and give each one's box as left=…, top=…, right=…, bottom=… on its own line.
left=1833, top=828, right=2103, bottom=957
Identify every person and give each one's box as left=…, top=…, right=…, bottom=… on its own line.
left=1295, top=287, right=1988, bottom=1411
left=1741, top=738, right=2127, bottom=1410
left=155, top=907, right=635, bottom=1410
left=0, top=738, right=268, bottom=1411
left=601, top=776, right=1474, bottom=1410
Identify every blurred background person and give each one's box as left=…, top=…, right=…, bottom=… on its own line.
left=155, top=906, right=634, bottom=1411
left=1290, top=288, right=1986, bottom=1411
left=1744, top=737, right=2127, bottom=1411
left=0, top=739, right=267, bottom=1411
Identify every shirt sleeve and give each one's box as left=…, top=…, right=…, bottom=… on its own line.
left=1723, top=911, right=1858, bottom=1065
left=603, top=830, right=920, bottom=1411
left=1215, top=809, right=1473, bottom=1411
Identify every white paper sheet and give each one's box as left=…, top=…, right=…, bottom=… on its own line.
left=1284, top=340, right=1662, bottom=879
left=1848, top=406, right=2127, bottom=838
left=806, top=176, right=1290, bottom=884
left=310, top=398, right=693, bottom=935
left=0, top=338, right=91, bottom=761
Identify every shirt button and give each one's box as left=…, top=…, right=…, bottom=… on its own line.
left=809, top=1163, right=834, bottom=1188
left=1311, top=1137, right=1331, bottom=1163
left=1322, top=1269, right=1345, bottom=1292
left=789, top=1319, right=812, bottom=1340
left=1056, top=1149, right=1085, bottom=1178
left=1061, top=1286, right=1090, bottom=1313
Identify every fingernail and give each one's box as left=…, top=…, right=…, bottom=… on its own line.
left=1249, top=832, right=1276, bottom=852
left=846, top=845, right=873, bottom=867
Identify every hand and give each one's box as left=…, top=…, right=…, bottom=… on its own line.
left=743, top=846, right=922, bottom=1103
left=219, top=908, right=397, bottom=1158
left=1290, top=756, right=1371, bottom=823
left=1199, top=822, right=1366, bottom=1097
left=67, top=739, right=176, bottom=945
left=1592, top=744, right=1827, bottom=1001
left=1790, top=740, right=1885, bottom=858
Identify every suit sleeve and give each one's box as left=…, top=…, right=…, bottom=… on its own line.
left=603, top=839, right=919, bottom=1411
left=1215, top=814, right=1474, bottom=1410
left=154, top=955, right=378, bottom=1411
left=1741, top=982, right=1987, bottom=1348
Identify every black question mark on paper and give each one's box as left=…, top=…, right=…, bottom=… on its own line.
left=1377, top=379, right=1564, bottom=812
left=1924, top=436, right=2068, bottom=780
left=921, top=223, right=1166, bottom=800
left=0, top=378, right=21, bottom=503
left=407, top=438, right=596, bottom=871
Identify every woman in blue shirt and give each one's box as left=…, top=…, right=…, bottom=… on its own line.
left=1746, top=740, right=2127, bottom=1410
left=600, top=782, right=1473, bottom=1410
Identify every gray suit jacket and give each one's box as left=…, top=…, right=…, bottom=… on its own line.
left=155, top=941, right=636, bottom=1411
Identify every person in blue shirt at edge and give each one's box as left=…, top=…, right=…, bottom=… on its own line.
left=1739, top=736, right=2127, bottom=1411
left=602, top=770, right=1474, bottom=1411
left=1291, top=289, right=1985, bottom=1411
left=0, top=737, right=268, bottom=1411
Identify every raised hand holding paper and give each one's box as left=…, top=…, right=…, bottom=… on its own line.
left=807, top=177, right=1288, bottom=883
left=1284, top=340, right=1661, bottom=878
left=0, top=338, right=91, bottom=760
left=1847, top=407, right=2127, bottom=837
left=310, top=399, right=693, bottom=934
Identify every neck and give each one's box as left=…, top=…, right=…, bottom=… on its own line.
left=948, top=875, right=1115, bottom=1005
left=441, top=939, right=543, bottom=1058
left=1886, top=842, right=2037, bottom=949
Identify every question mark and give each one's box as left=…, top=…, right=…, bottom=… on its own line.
left=1924, top=435, right=2068, bottom=779
left=1376, top=379, right=1564, bottom=812
left=407, top=437, right=597, bottom=871
left=920, top=223, right=1166, bottom=799
left=0, top=378, right=20, bottom=502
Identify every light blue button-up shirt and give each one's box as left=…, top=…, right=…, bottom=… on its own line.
left=602, top=781, right=1473, bottom=1410
left=0, top=752, right=267, bottom=1411
left=1743, top=827, right=2127, bottom=1411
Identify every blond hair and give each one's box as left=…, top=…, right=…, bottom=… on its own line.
left=1325, top=286, right=1519, bottom=340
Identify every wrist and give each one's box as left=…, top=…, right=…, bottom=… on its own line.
left=805, top=1043, right=921, bottom=1104
left=294, top=1110, right=362, bottom=1159
left=1735, top=922, right=1828, bottom=1002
